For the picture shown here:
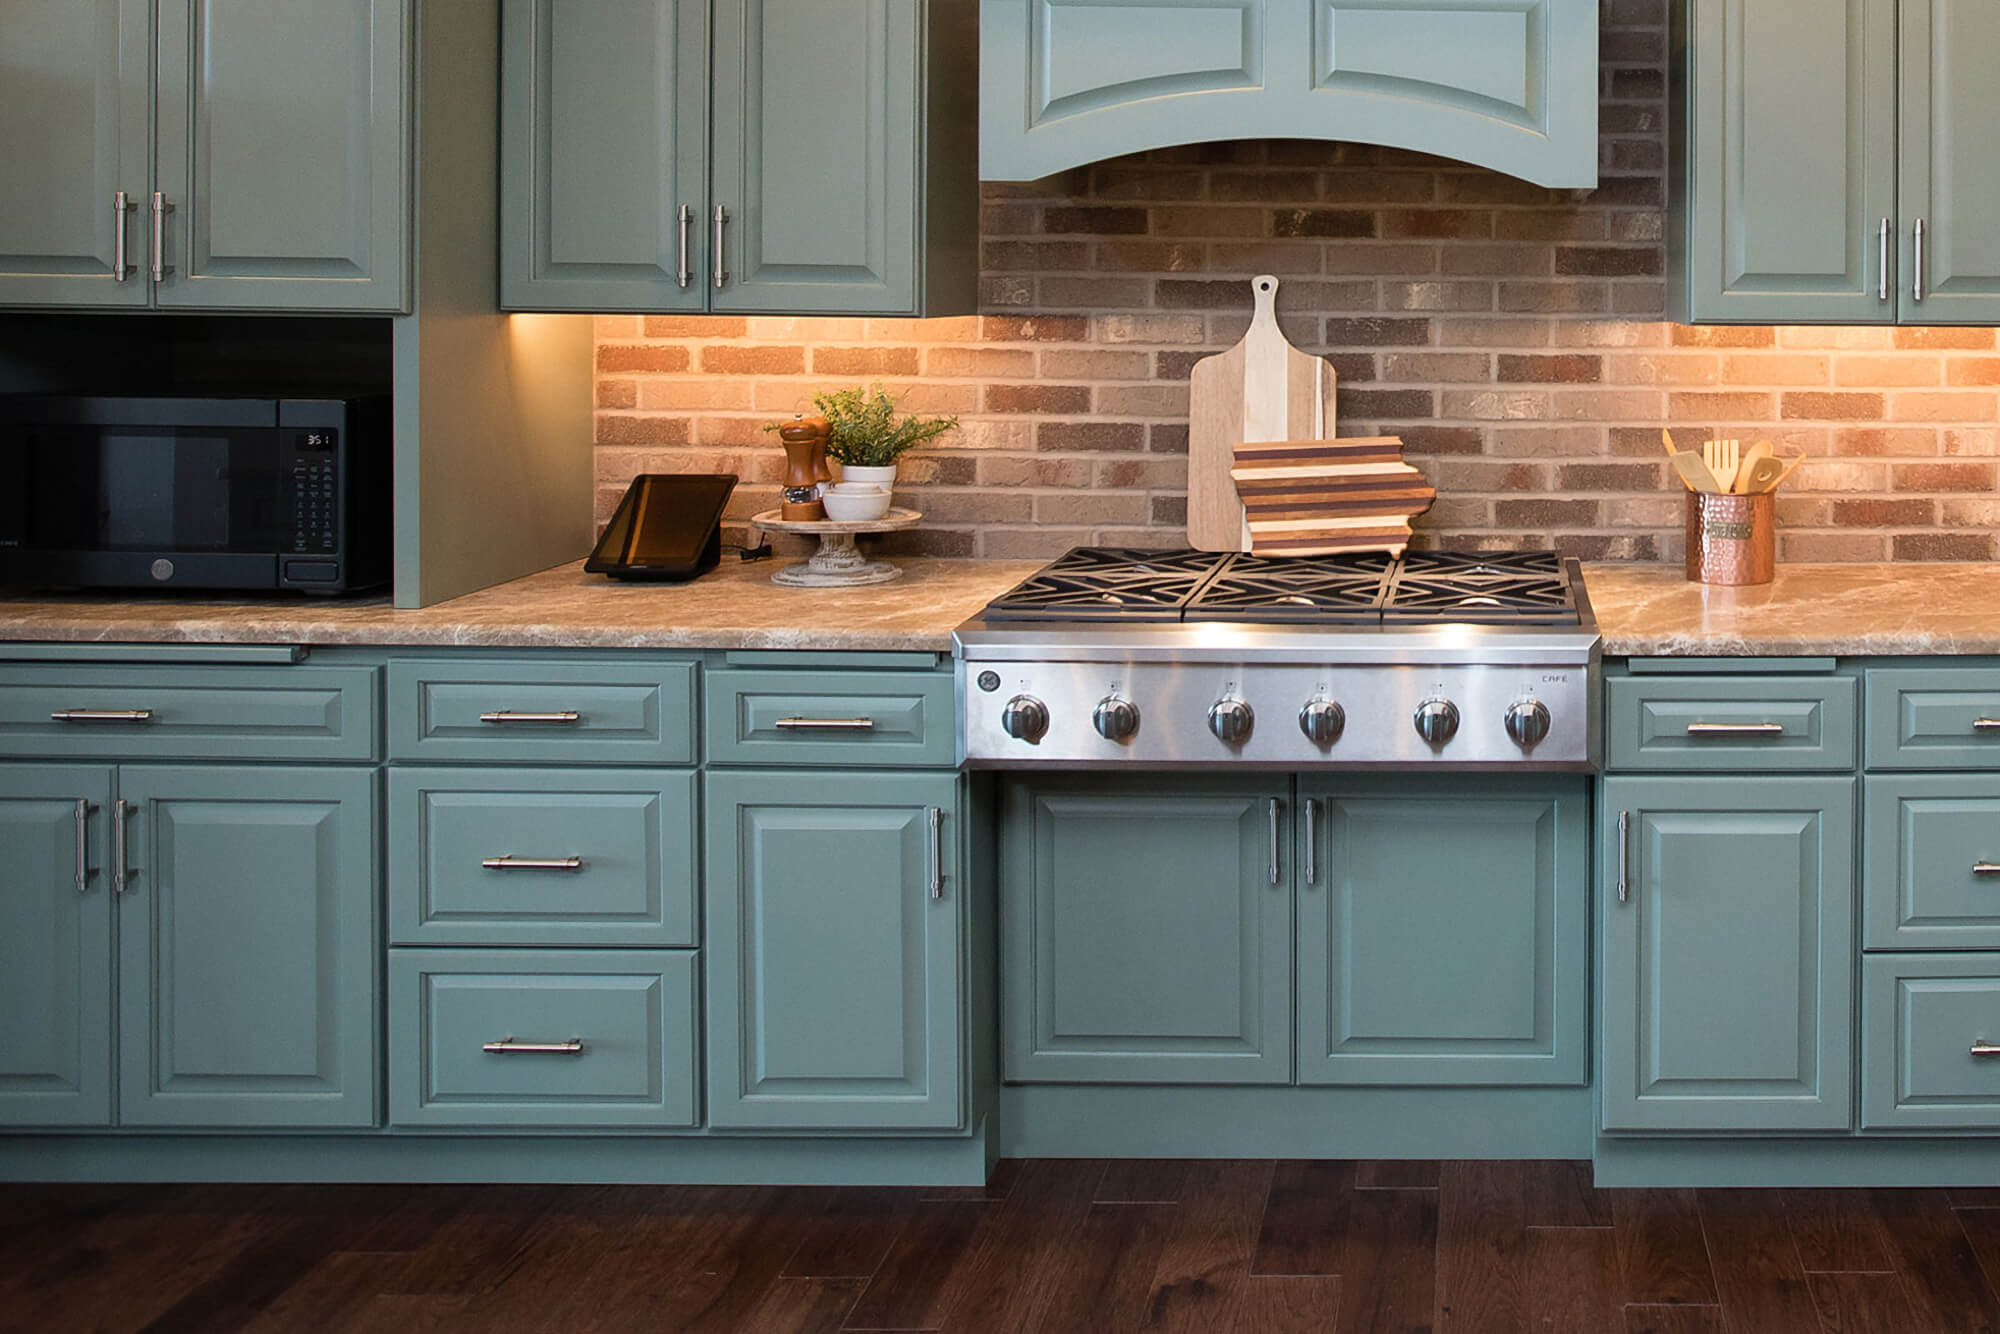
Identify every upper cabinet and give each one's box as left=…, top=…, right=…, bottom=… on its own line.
left=980, top=0, right=1600, bottom=189
left=0, top=0, right=411, bottom=314
left=1670, top=0, right=2000, bottom=324
left=501, top=0, right=979, bottom=316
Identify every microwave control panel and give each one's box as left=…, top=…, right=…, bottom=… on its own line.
left=286, top=429, right=339, bottom=554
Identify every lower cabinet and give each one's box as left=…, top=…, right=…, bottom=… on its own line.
left=1296, top=777, right=1588, bottom=1086
left=1600, top=775, right=1856, bottom=1132
left=0, top=763, right=379, bottom=1129
left=1861, top=953, right=2000, bottom=1131
left=389, top=948, right=699, bottom=1129
left=704, top=770, right=964, bottom=1129
left=1000, top=776, right=1293, bottom=1085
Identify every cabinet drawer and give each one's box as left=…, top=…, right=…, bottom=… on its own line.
left=704, top=669, right=954, bottom=768
left=1864, top=776, right=2000, bottom=951
left=0, top=664, right=378, bottom=761
left=389, top=769, right=696, bottom=947
left=388, top=659, right=695, bottom=764
left=1605, top=676, right=1856, bottom=772
left=1862, top=954, right=2000, bottom=1131
left=1866, top=668, right=2000, bottom=769
left=388, top=948, right=698, bottom=1129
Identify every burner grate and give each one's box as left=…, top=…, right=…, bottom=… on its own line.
left=1184, top=551, right=1394, bottom=624
left=980, top=547, right=1232, bottom=622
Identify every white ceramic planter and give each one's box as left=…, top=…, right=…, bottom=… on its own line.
left=837, top=463, right=898, bottom=499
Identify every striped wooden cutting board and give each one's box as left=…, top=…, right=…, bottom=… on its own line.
left=1230, top=436, right=1436, bottom=556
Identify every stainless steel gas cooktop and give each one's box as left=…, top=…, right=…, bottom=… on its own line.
left=954, top=548, right=1600, bottom=770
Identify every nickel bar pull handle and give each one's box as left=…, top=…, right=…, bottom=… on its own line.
left=481, top=856, right=584, bottom=872
left=1878, top=218, right=1891, bottom=302
left=1973, top=1041, right=2000, bottom=1059
left=1304, top=797, right=1321, bottom=887
left=713, top=204, right=730, bottom=289
left=676, top=203, right=693, bottom=289
left=113, top=191, right=136, bottom=282
left=478, top=711, right=581, bottom=725
left=1617, top=809, right=1631, bottom=904
left=1685, top=722, right=1785, bottom=738
left=482, top=1037, right=584, bottom=1055
left=1975, top=863, right=2000, bottom=877
left=149, top=191, right=174, bottom=283
left=774, top=717, right=876, bottom=731
left=74, top=799, right=96, bottom=895
left=1972, top=718, right=2000, bottom=732
left=112, top=799, right=132, bottom=896
left=1914, top=217, right=1927, bottom=303
left=927, top=806, right=944, bottom=900
left=1267, top=798, right=1282, bottom=886
left=51, top=709, right=154, bottom=724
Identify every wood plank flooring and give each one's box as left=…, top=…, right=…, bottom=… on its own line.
left=5, top=1161, right=2000, bottom=1332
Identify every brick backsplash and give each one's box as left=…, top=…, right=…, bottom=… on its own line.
left=592, top=0, right=1999, bottom=564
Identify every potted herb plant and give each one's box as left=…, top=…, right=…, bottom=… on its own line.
left=808, top=382, right=959, bottom=499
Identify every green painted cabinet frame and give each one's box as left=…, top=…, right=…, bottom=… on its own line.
left=1296, top=776, right=1589, bottom=1087
left=1600, top=775, right=1856, bottom=1132
left=500, top=0, right=977, bottom=315
left=705, top=769, right=965, bottom=1129
left=0, top=0, right=411, bottom=313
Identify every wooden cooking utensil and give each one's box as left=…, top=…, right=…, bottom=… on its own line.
left=1670, top=450, right=1724, bottom=493
left=1703, top=438, right=1741, bottom=494
left=1764, top=455, right=1807, bottom=491
left=1736, top=454, right=1785, bottom=495
left=1187, top=275, right=1337, bottom=551
left=1661, top=428, right=1680, bottom=458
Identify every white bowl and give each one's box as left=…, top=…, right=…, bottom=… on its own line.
left=822, top=485, right=893, bottom=521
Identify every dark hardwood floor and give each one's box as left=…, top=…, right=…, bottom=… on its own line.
left=5, top=1161, right=2000, bottom=1332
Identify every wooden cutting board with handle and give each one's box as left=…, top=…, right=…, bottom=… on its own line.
left=1187, top=275, right=1339, bottom=551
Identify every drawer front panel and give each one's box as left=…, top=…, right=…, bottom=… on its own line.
left=1864, top=776, right=2000, bottom=950
left=389, top=948, right=698, bottom=1128
left=389, top=769, right=697, bottom=947
left=1862, top=954, right=2000, bottom=1130
left=705, top=669, right=955, bottom=768
left=0, top=665, right=378, bottom=761
left=1866, top=668, right=2000, bottom=769
left=1605, top=676, right=1856, bottom=772
left=388, top=660, right=696, bottom=764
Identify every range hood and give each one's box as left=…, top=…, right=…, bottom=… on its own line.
left=980, top=0, right=1599, bottom=189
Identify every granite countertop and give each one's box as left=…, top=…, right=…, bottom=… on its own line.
left=0, top=558, right=1045, bottom=653
left=1584, top=562, right=2000, bottom=657
left=6, top=557, right=2000, bottom=658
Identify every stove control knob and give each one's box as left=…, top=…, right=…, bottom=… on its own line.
left=1413, top=697, right=1461, bottom=746
left=1093, top=696, right=1140, bottom=743
left=1299, top=699, right=1346, bottom=747
left=1208, top=698, right=1255, bottom=746
left=1505, top=698, right=1552, bottom=749
left=1000, top=695, right=1049, bottom=744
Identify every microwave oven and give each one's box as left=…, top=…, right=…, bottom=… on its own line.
left=0, top=395, right=390, bottom=594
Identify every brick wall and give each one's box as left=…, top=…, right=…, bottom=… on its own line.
left=592, top=0, right=2000, bottom=564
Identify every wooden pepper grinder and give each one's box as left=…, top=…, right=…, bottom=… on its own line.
left=778, top=414, right=830, bottom=520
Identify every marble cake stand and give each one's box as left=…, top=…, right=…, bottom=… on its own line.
left=749, top=508, right=922, bottom=587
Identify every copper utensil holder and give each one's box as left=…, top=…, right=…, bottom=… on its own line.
left=1685, top=491, right=1775, bottom=585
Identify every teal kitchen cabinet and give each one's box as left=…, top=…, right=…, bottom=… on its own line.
left=0, top=767, right=115, bottom=1127
left=116, top=766, right=379, bottom=1128
left=1000, top=776, right=1293, bottom=1086
left=1295, top=777, right=1589, bottom=1087
left=1600, top=775, right=1857, bottom=1132
left=0, top=0, right=410, bottom=313
left=980, top=0, right=1600, bottom=189
left=705, top=770, right=965, bottom=1129
left=1671, top=0, right=2000, bottom=324
left=501, top=0, right=977, bottom=315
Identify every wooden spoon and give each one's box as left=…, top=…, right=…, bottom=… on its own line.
left=1766, top=455, right=1807, bottom=491
left=1661, top=428, right=1680, bottom=459
left=1670, top=450, right=1725, bottom=493
left=1735, top=455, right=1786, bottom=495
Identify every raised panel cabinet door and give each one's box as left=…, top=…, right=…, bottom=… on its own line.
left=1296, top=777, right=1588, bottom=1087
left=705, top=770, right=962, bottom=1129
left=1600, top=776, right=1857, bottom=1132
left=1898, top=0, right=2000, bottom=323
left=116, top=766, right=379, bottom=1128
left=0, top=766, right=113, bottom=1126
left=1680, top=0, right=1897, bottom=323
left=500, top=0, right=711, bottom=311
left=153, top=0, right=410, bottom=311
left=0, top=0, right=152, bottom=307
left=710, top=0, right=920, bottom=313
left=1001, top=775, right=1293, bottom=1084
